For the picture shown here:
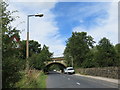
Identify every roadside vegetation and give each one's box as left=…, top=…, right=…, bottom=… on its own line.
left=64, top=32, right=120, bottom=68
left=15, top=70, right=47, bottom=88
left=2, top=2, right=51, bottom=88
left=1, top=1, right=120, bottom=88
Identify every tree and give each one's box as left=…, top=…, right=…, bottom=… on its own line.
left=40, top=45, right=53, bottom=62
left=20, top=40, right=41, bottom=59
left=2, top=2, right=20, bottom=58
left=29, top=45, right=53, bottom=70
left=115, top=43, right=120, bottom=66
left=81, top=47, right=98, bottom=68
left=64, top=32, right=95, bottom=67
left=95, top=37, right=117, bottom=67
left=29, top=40, right=41, bottom=55
left=1, top=2, right=24, bottom=88
left=115, top=43, right=120, bottom=54
left=64, top=49, right=72, bottom=67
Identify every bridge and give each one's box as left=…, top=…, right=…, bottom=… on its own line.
left=43, top=57, right=67, bottom=73
left=45, top=57, right=66, bottom=66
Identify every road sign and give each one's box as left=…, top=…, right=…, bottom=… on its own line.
left=11, top=35, right=20, bottom=49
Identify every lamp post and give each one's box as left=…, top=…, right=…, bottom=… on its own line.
left=72, top=56, right=73, bottom=67
left=26, top=14, right=43, bottom=59
left=69, top=56, right=73, bottom=67
left=26, top=14, right=43, bottom=70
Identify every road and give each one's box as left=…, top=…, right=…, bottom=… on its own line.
left=46, top=71, right=118, bottom=88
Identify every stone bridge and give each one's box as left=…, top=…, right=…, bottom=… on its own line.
left=45, top=57, right=66, bottom=66
left=44, top=57, right=67, bottom=73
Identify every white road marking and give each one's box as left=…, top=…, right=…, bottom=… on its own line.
left=76, top=82, right=80, bottom=85
left=68, top=78, right=70, bottom=80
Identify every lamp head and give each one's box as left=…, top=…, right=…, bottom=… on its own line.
left=35, top=14, right=44, bottom=17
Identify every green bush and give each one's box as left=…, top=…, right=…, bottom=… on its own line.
left=2, top=57, right=25, bottom=88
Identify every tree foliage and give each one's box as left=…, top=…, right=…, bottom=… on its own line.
left=95, top=37, right=117, bottom=67
left=2, top=1, right=53, bottom=88
left=29, top=45, right=53, bottom=70
left=115, top=43, right=120, bottom=66
left=20, top=40, right=41, bottom=59
left=1, top=2, right=24, bottom=88
left=64, top=32, right=119, bottom=68
left=64, top=32, right=95, bottom=67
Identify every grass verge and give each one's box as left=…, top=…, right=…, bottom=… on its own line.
left=15, top=70, right=47, bottom=88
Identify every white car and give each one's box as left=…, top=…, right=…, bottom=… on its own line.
left=53, top=69, right=56, bottom=71
left=64, top=67, right=75, bottom=74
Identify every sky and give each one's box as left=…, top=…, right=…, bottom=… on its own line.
left=7, top=0, right=118, bottom=57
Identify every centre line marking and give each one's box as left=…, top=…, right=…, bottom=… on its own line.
left=68, top=78, right=70, bottom=80
left=76, top=82, right=80, bottom=85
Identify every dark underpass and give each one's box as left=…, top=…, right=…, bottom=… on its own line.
left=43, top=62, right=66, bottom=74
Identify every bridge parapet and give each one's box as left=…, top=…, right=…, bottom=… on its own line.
left=44, top=57, right=66, bottom=67
left=45, top=60, right=65, bottom=66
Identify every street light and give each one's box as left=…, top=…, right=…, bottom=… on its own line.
left=69, top=56, right=73, bottom=67
left=72, top=57, right=73, bottom=67
left=26, top=14, right=43, bottom=70
left=28, top=14, right=44, bottom=17
left=26, top=14, right=43, bottom=59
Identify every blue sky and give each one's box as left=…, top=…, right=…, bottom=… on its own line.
left=51, top=2, right=109, bottom=40
left=8, top=1, right=118, bottom=57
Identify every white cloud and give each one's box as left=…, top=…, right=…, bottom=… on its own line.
left=7, top=0, right=59, bottom=2
left=73, top=2, right=118, bottom=45
left=7, top=1, right=118, bottom=58
left=7, top=1, right=65, bottom=57
left=6, top=0, right=119, bottom=2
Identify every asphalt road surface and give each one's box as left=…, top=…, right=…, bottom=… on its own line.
left=46, top=71, right=118, bottom=88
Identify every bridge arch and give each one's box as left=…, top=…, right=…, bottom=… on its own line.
left=43, top=62, right=67, bottom=73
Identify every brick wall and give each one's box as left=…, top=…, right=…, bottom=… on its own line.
left=76, top=67, right=118, bottom=79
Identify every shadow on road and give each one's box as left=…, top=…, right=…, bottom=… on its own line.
left=47, top=71, right=61, bottom=74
